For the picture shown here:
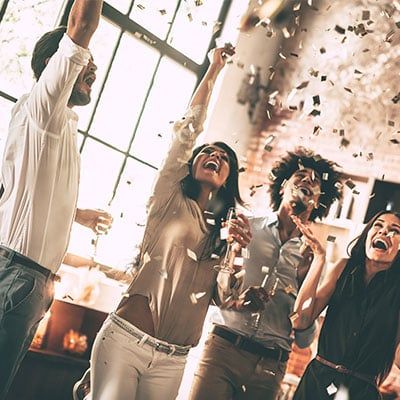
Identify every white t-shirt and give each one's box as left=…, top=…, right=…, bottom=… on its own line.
left=0, top=34, right=90, bottom=273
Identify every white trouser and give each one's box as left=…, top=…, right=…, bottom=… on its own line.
left=90, top=314, right=187, bottom=400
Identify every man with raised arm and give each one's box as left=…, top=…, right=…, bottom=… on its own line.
left=0, top=1, right=112, bottom=397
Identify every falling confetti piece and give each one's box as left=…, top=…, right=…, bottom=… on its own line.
left=143, top=252, right=151, bottom=265
left=233, top=257, right=244, bottom=267
left=187, top=248, right=197, bottom=261
left=234, top=270, right=246, bottom=279
left=190, top=291, right=206, bottom=304
left=326, top=383, right=338, bottom=395
left=327, top=235, right=336, bottom=242
left=335, top=25, right=346, bottom=34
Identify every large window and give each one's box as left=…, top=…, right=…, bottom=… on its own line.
left=0, top=0, right=231, bottom=268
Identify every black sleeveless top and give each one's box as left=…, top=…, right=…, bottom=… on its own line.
left=318, top=260, right=400, bottom=380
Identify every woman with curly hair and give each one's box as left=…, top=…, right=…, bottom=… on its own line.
left=292, top=210, right=400, bottom=400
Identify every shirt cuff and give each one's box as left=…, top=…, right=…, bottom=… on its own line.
left=59, top=34, right=91, bottom=66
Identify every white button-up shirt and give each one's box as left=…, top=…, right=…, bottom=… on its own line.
left=0, top=34, right=90, bottom=273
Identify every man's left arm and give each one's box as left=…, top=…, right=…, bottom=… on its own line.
left=75, top=208, right=113, bottom=234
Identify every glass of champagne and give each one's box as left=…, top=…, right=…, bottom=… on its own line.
left=214, top=207, right=238, bottom=274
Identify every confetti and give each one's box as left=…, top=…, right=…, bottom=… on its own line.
left=242, top=248, right=250, bottom=259
left=159, top=269, right=168, bottom=279
left=136, top=4, right=145, bottom=10
left=220, top=226, right=228, bottom=240
left=190, top=292, right=206, bottom=304
left=326, top=383, right=338, bottom=396
left=296, top=81, right=309, bottom=90
left=335, top=25, right=346, bottom=34
left=322, top=172, right=329, bottom=181
left=345, top=179, right=356, bottom=189
left=233, top=257, right=244, bottom=267
left=143, top=252, right=151, bottom=265
left=327, top=235, right=336, bottom=242
left=234, top=270, right=246, bottom=279
left=362, top=10, right=370, bottom=20
left=186, top=248, right=197, bottom=261
left=158, top=9, right=167, bottom=15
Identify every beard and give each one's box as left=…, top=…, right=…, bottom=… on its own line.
left=69, top=87, right=91, bottom=106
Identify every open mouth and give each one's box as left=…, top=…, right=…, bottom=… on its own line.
left=203, top=160, right=220, bottom=173
left=372, top=238, right=389, bottom=251
left=298, top=186, right=312, bottom=197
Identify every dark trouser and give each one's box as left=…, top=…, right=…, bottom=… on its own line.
left=293, top=359, right=382, bottom=400
left=0, top=249, right=54, bottom=399
left=189, top=333, right=286, bottom=400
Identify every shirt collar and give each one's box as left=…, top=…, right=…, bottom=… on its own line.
left=262, top=212, right=302, bottom=244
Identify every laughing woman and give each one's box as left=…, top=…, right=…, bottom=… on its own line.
left=290, top=211, right=400, bottom=400
left=87, top=46, right=251, bottom=400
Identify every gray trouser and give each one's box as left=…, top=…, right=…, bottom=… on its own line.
left=0, top=249, right=54, bottom=399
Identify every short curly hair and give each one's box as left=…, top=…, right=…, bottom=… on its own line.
left=269, top=147, right=343, bottom=221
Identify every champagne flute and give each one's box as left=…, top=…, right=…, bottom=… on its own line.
left=214, top=207, right=238, bottom=274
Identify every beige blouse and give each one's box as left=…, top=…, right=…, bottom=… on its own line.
left=124, top=105, right=225, bottom=347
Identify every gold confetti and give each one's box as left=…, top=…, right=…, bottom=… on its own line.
left=190, top=291, right=206, bottom=304
left=186, top=248, right=197, bottom=261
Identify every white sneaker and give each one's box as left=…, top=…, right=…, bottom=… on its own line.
left=72, top=368, right=91, bottom=400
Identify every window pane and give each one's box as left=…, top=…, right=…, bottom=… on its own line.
left=67, top=139, right=124, bottom=259
left=88, top=32, right=159, bottom=151
left=76, top=18, right=121, bottom=131
left=131, top=56, right=196, bottom=167
left=168, top=1, right=224, bottom=64
left=105, top=0, right=132, bottom=15
left=129, top=0, right=178, bottom=40
left=0, top=0, right=65, bottom=98
left=93, top=158, right=158, bottom=268
left=78, top=139, right=123, bottom=208
left=0, top=97, right=15, bottom=159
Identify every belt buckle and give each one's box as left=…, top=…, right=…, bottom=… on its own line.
left=234, top=335, right=243, bottom=347
left=168, top=344, right=176, bottom=356
left=335, top=364, right=347, bottom=374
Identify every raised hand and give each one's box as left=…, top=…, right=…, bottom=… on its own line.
left=208, top=44, right=236, bottom=70
left=291, top=215, right=325, bottom=258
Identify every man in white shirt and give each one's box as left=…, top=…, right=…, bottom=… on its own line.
left=0, top=1, right=111, bottom=397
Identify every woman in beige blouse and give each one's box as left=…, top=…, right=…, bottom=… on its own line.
left=86, top=46, right=251, bottom=400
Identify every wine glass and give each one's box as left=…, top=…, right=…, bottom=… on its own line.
left=214, top=207, right=238, bottom=274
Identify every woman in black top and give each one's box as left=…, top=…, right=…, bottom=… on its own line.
left=291, top=211, right=400, bottom=400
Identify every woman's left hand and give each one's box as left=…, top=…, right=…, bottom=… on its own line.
left=208, top=44, right=235, bottom=70
left=291, top=215, right=325, bottom=258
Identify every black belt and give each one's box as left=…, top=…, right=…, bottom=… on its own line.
left=0, top=246, right=57, bottom=280
left=211, top=325, right=289, bottom=362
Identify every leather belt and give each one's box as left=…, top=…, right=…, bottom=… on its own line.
left=212, top=325, right=289, bottom=362
left=110, top=313, right=191, bottom=357
left=316, top=355, right=377, bottom=387
left=0, top=246, right=58, bottom=281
